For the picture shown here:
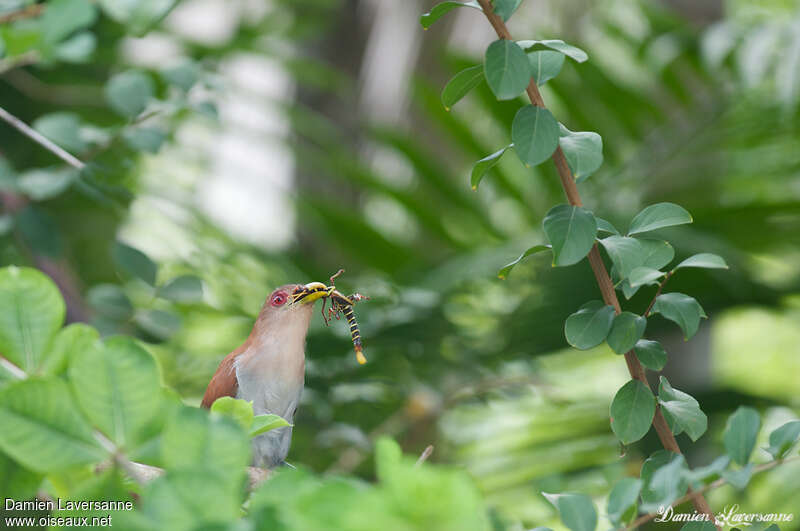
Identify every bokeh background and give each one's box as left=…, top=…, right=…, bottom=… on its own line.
left=1, top=0, right=799, bottom=528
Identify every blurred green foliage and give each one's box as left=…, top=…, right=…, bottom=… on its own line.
left=1, top=0, right=799, bottom=529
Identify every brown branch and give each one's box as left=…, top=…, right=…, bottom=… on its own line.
left=415, top=445, right=434, bottom=467
left=0, top=4, right=44, bottom=24
left=0, top=106, right=85, bottom=169
left=625, top=455, right=800, bottom=530
left=644, top=270, right=673, bottom=317
left=473, top=0, right=718, bottom=525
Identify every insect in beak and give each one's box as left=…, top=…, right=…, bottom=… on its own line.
left=292, top=282, right=332, bottom=305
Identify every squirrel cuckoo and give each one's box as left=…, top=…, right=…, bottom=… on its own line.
left=201, top=282, right=330, bottom=468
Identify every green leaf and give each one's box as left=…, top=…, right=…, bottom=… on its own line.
left=599, top=236, right=645, bottom=280
left=564, top=301, right=615, bottom=350
left=123, top=127, right=166, bottom=153
left=471, top=145, right=511, bottom=190
left=720, top=464, right=754, bottom=489
left=642, top=453, right=688, bottom=511
left=628, top=203, right=692, bottom=236
left=542, top=492, right=597, bottom=531
left=606, top=312, right=646, bottom=354
left=680, top=523, right=718, bottom=531
left=157, top=275, right=203, bottom=304
left=55, top=31, right=96, bottom=62
left=87, top=284, right=134, bottom=321
left=658, top=377, right=707, bottom=441
left=558, top=125, right=603, bottom=182
left=442, top=65, right=484, bottom=110
left=250, top=414, right=291, bottom=438
left=542, top=204, right=597, bottom=266
left=162, top=406, right=250, bottom=484
left=0, top=379, right=106, bottom=472
left=497, top=244, right=550, bottom=279
left=640, top=451, right=687, bottom=508
left=33, top=112, right=87, bottom=153
left=595, top=217, right=619, bottom=235
left=651, top=293, right=707, bottom=340
left=97, top=0, right=179, bottom=36
left=511, top=105, right=560, bottom=167
left=419, top=1, right=481, bottom=29
left=606, top=478, right=641, bottom=527
left=210, top=396, right=254, bottom=430
left=492, top=0, right=522, bottom=21
left=41, top=0, right=97, bottom=44
left=639, top=239, right=675, bottom=270
left=105, top=70, right=154, bottom=118
left=673, top=253, right=729, bottom=271
left=528, top=50, right=564, bottom=85
left=112, top=241, right=157, bottom=285
left=517, top=39, right=588, bottom=62
left=69, top=336, right=162, bottom=448
left=633, top=339, right=667, bottom=371
left=628, top=267, right=664, bottom=288
left=684, top=455, right=730, bottom=487
left=765, top=420, right=800, bottom=459
left=0, top=451, right=44, bottom=500
left=17, top=168, right=77, bottom=201
left=40, top=323, right=98, bottom=376
left=610, top=379, right=655, bottom=444
left=135, top=309, right=181, bottom=340
left=0, top=266, right=65, bottom=373
left=723, top=406, right=761, bottom=465
left=161, top=61, right=200, bottom=91
left=484, top=39, right=531, bottom=100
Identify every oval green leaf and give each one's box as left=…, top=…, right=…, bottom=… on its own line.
left=607, top=478, right=642, bottom=527
left=765, top=420, right=800, bottom=459
left=628, top=267, right=664, bottom=288
left=628, top=203, right=693, bottom=236
left=0, top=266, right=65, bottom=374
left=442, top=65, right=484, bottom=110
left=250, top=414, right=291, bottom=438
left=105, top=70, right=153, bottom=118
left=723, top=406, right=760, bottom=465
left=542, top=204, right=597, bottom=266
left=492, top=0, right=522, bottom=21
left=512, top=105, right=560, bottom=167
left=607, top=312, right=646, bottom=354
left=599, top=236, right=644, bottom=280
left=517, top=39, right=588, bottom=62
left=633, top=339, right=667, bottom=371
left=564, top=301, right=615, bottom=350
left=419, top=1, right=481, bottom=29
left=484, top=39, right=531, bottom=100
left=112, top=241, right=157, bottom=286
left=157, top=275, right=204, bottom=304
left=651, top=292, right=707, bottom=340
left=639, top=239, right=675, bottom=270
left=674, top=253, right=728, bottom=271
left=558, top=125, right=603, bottom=182
left=658, top=377, right=707, bottom=441
left=542, top=492, right=597, bottom=531
left=610, top=379, right=656, bottom=444
left=87, top=284, right=134, bottom=321
left=529, top=50, right=564, bottom=85
left=497, top=244, right=550, bottom=279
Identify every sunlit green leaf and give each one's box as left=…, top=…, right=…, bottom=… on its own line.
left=607, top=312, right=646, bottom=354
left=0, top=451, right=43, bottom=500
left=651, top=292, right=707, bottom=340
left=250, top=414, right=291, bottom=438
left=542, top=492, right=597, bottom=531
left=0, top=378, right=106, bottom=472
left=420, top=1, right=481, bottom=29
left=98, top=0, right=179, bottom=36
left=484, top=39, right=531, bottom=100
left=0, top=267, right=65, bottom=373
left=512, top=105, right=560, bottom=167
left=41, top=0, right=97, bottom=44
left=638, top=239, right=675, bottom=270
left=471, top=144, right=511, bottom=190
left=564, top=301, right=615, bottom=350
left=55, top=31, right=96, bottom=62
left=610, top=379, right=655, bottom=444
left=628, top=203, right=692, bottom=236
left=628, top=267, right=664, bottom=288
left=723, top=406, right=760, bottom=465
left=41, top=323, right=98, bottom=376
left=633, top=339, right=667, bottom=371
left=210, top=396, right=254, bottom=430
left=542, top=204, right=597, bottom=266
left=442, top=65, right=484, bottom=110
left=69, top=336, right=162, bottom=448
left=497, top=244, right=550, bottom=279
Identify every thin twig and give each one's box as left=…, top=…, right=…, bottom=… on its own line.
left=0, top=106, right=85, bottom=169
left=0, top=4, right=44, bottom=24
left=625, top=455, right=800, bottom=529
left=415, top=445, right=434, bottom=467
left=472, top=1, right=718, bottom=525
left=0, top=355, right=27, bottom=379
left=644, top=270, right=673, bottom=317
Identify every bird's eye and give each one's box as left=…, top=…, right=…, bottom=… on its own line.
left=270, top=292, right=287, bottom=307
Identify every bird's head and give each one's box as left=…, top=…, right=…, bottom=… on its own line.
left=253, top=281, right=330, bottom=331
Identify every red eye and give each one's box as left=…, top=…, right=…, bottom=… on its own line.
left=270, top=292, right=287, bottom=307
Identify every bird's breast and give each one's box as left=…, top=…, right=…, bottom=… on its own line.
left=234, top=339, right=305, bottom=419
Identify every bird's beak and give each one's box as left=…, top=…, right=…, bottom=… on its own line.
left=292, top=282, right=331, bottom=305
